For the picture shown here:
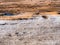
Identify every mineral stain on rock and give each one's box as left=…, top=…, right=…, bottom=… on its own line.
left=4, top=12, right=14, bottom=16
left=0, top=12, right=14, bottom=16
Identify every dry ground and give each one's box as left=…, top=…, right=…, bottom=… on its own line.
left=0, top=15, right=60, bottom=45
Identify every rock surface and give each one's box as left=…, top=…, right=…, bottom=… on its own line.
left=0, top=15, right=60, bottom=45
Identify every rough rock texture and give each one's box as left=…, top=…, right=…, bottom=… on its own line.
left=0, top=15, right=60, bottom=45
left=0, top=0, right=60, bottom=45
left=0, top=0, right=60, bottom=20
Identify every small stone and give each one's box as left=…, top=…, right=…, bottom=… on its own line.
left=42, top=16, right=48, bottom=19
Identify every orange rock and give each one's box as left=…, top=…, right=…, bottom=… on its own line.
left=0, top=0, right=60, bottom=20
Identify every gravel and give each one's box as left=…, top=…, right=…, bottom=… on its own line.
left=0, top=15, right=60, bottom=45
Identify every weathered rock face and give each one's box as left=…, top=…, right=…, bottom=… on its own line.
left=0, top=0, right=60, bottom=45
left=0, top=0, right=60, bottom=20
left=0, top=15, right=60, bottom=45
left=0, top=0, right=60, bottom=12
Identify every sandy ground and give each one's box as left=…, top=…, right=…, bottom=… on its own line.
left=0, top=15, right=60, bottom=45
